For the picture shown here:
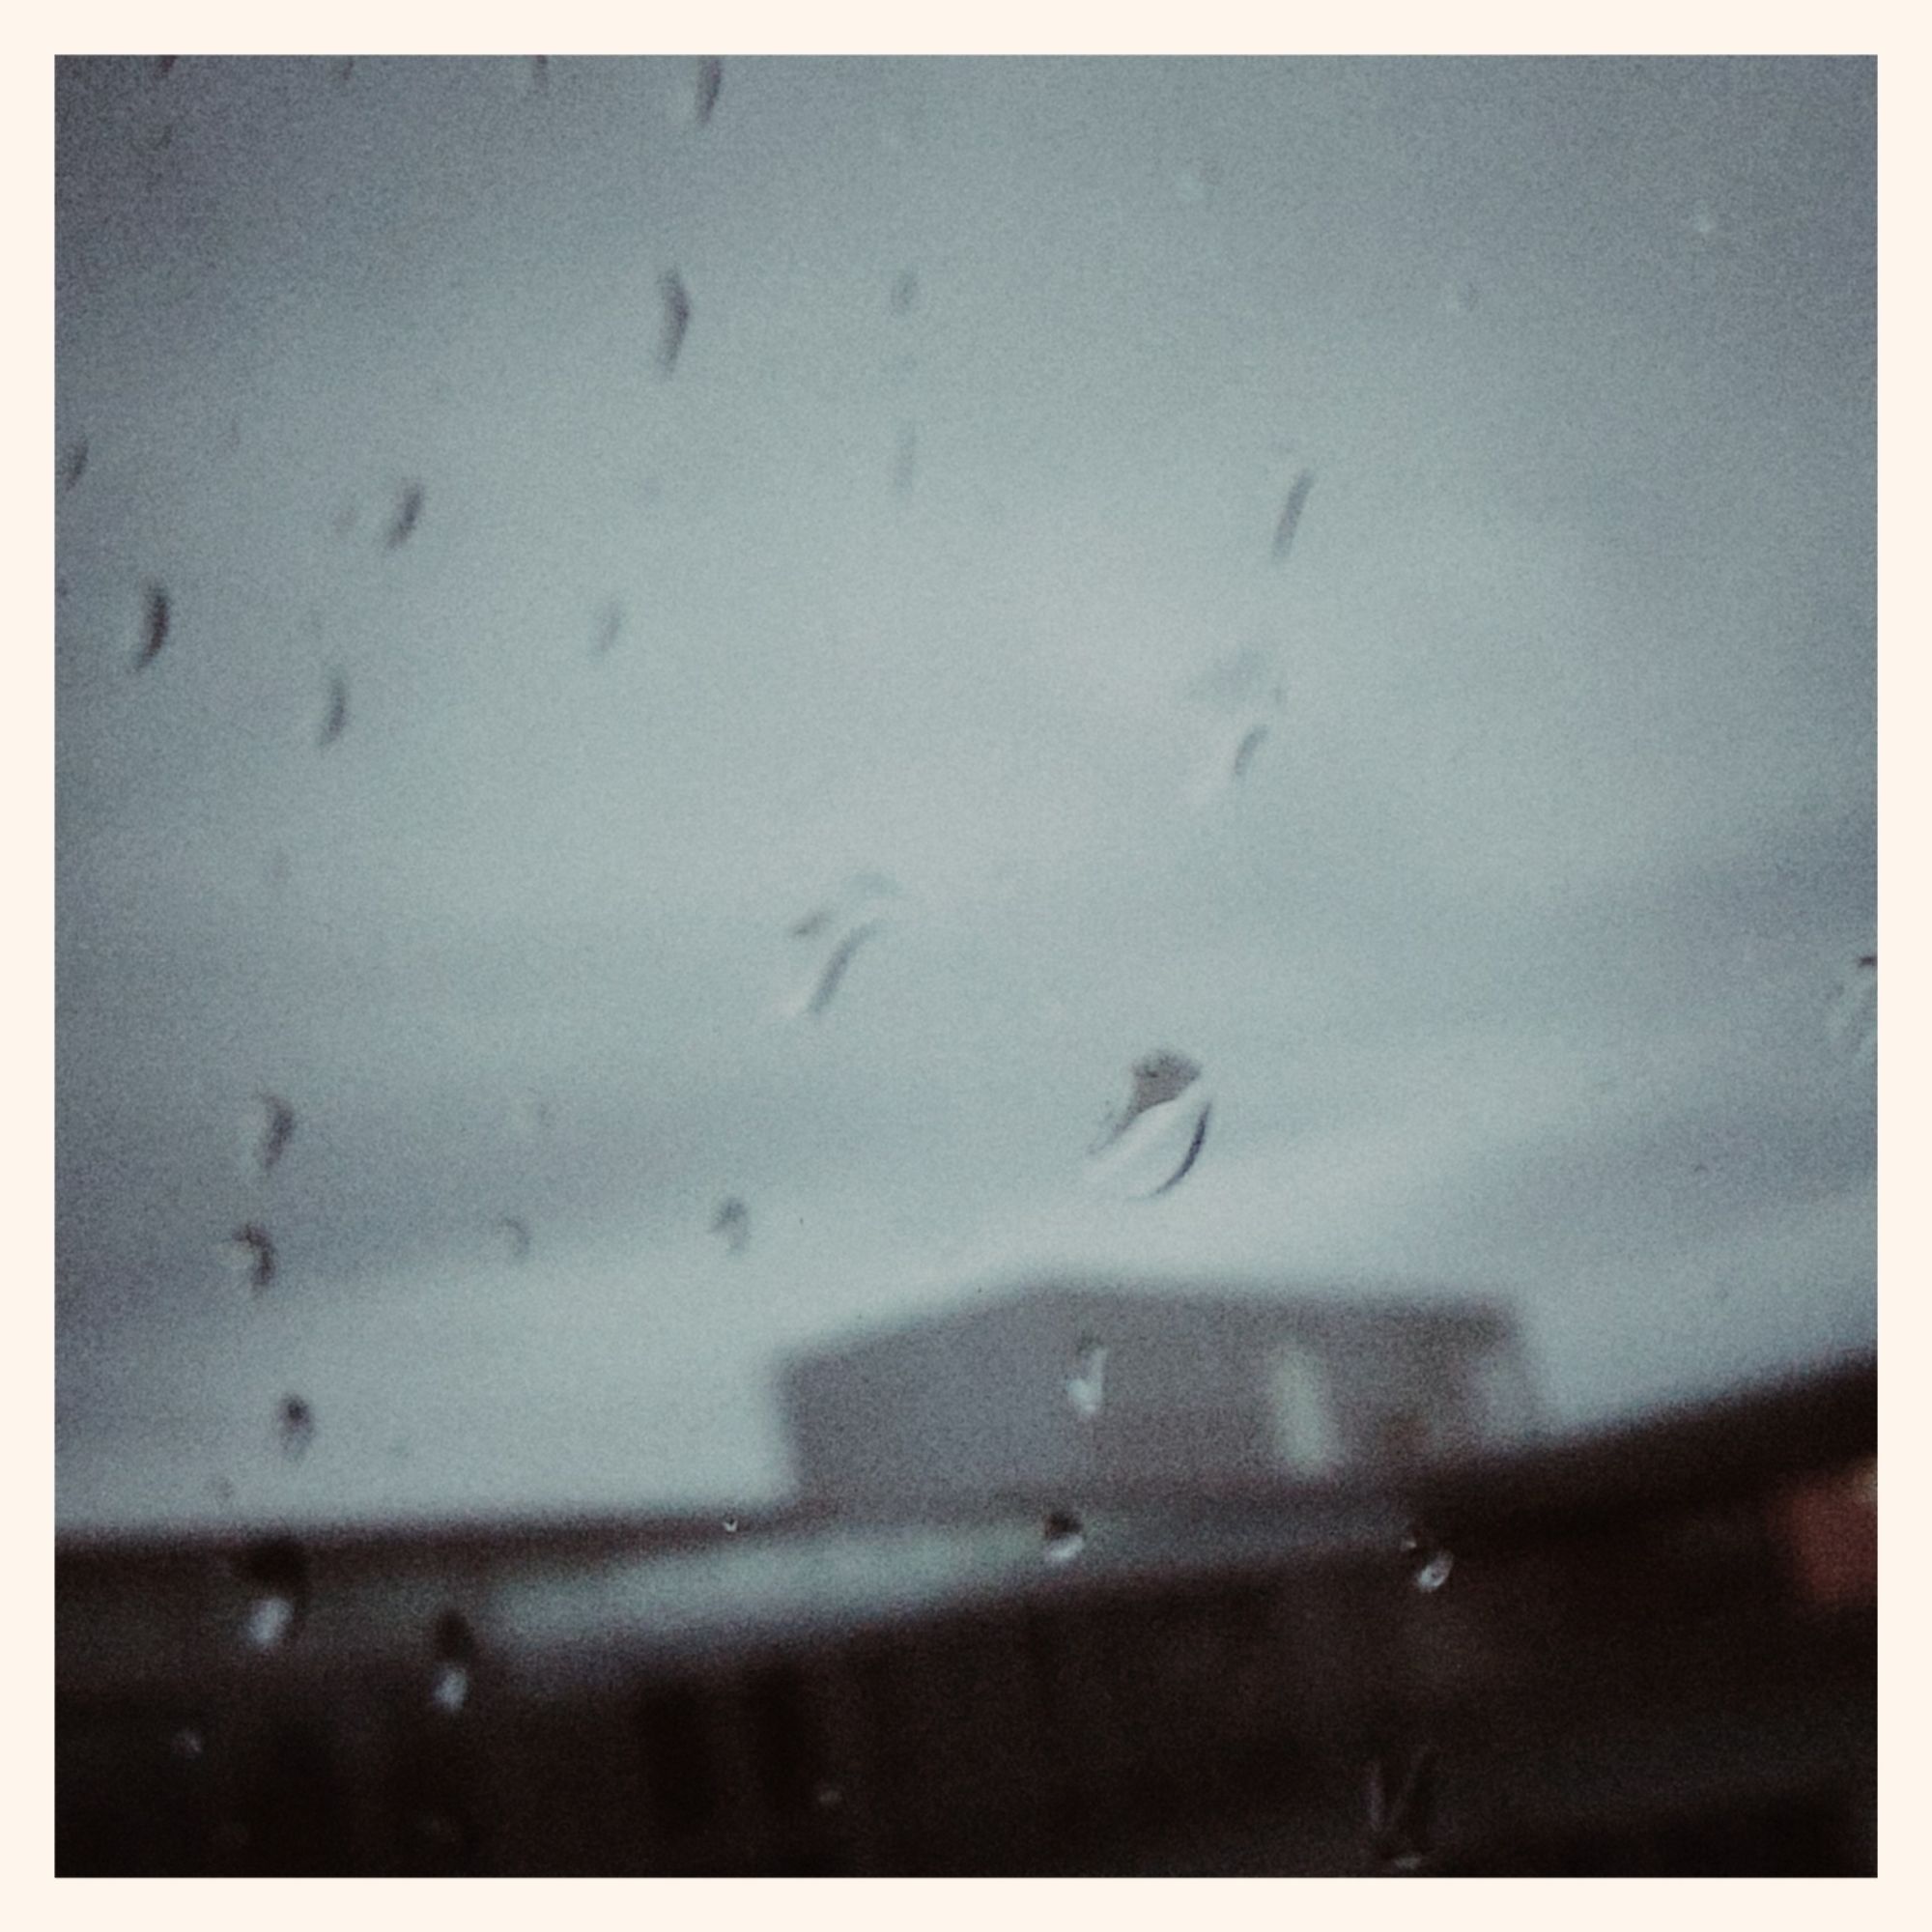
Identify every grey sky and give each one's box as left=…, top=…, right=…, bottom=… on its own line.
left=56, top=55, right=1874, bottom=1533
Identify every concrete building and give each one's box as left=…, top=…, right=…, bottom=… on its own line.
left=780, top=1280, right=1537, bottom=1506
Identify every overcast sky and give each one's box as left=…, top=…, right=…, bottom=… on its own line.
left=55, top=55, right=1875, bottom=1534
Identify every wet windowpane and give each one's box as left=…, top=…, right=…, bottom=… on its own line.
left=56, top=55, right=1873, bottom=1537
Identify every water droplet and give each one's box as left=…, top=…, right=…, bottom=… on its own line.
left=1826, top=953, right=1877, bottom=1061
left=1042, top=1512, right=1086, bottom=1565
left=890, top=269, right=920, bottom=314
left=277, top=1396, right=315, bottom=1462
left=239, top=1538, right=308, bottom=1649
left=694, top=56, right=723, bottom=126
left=225, top=1224, right=276, bottom=1294
left=133, top=582, right=170, bottom=670
left=384, top=483, right=425, bottom=551
left=1086, top=1051, right=1211, bottom=1198
left=527, top=55, right=550, bottom=94
left=1365, top=1746, right=1436, bottom=1871
left=170, top=1726, right=204, bottom=1761
left=711, top=1197, right=751, bottom=1254
left=592, top=597, right=626, bottom=655
left=1186, top=643, right=1287, bottom=805
left=430, top=1610, right=475, bottom=1714
left=1272, top=469, right=1316, bottom=563
left=814, top=1782, right=843, bottom=1810
left=1413, top=1550, right=1454, bottom=1593
left=61, top=437, right=89, bottom=492
left=250, top=1094, right=297, bottom=1178
left=246, top=1596, right=296, bottom=1648
left=657, top=271, right=692, bottom=376
left=786, top=875, right=900, bottom=1018
left=1687, top=199, right=1720, bottom=241
left=1065, top=1339, right=1107, bottom=1420
left=1228, top=722, right=1268, bottom=781
left=495, top=1216, right=532, bottom=1264
left=317, top=672, right=349, bottom=749
left=722, top=1517, right=740, bottom=1535
left=808, top=924, right=881, bottom=1015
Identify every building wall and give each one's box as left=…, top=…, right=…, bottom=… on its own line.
left=782, top=1289, right=1532, bottom=1504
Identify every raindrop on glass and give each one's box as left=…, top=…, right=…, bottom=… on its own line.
left=170, top=1726, right=205, bottom=1762
left=785, top=874, right=899, bottom=1019
left=384, top=482, right=425, bottom=551
left=1187, top=641, right=1285, bottom=805
left=430, top=1610, right=475, bottom=1715
left=1413, top=1550, right=1454, bottom=1593
left=277, top=1396, right=315, bottom=1463
left=890, top=269, right=920, bottom=315
left=239, top=1538, right=308, bottom=1649
left=527, top=56, right=550, bottom=95
left=1365, top=1746, right=1436, bottom=1872
left=1086, top=1050, right=1211, bottom=1199
left=1042, top=1512, right=1086, bottom=1565
left=657, top=271, right=692, bottom=377
left=250, top=1094, right=297, bottom=1178
left=133, top=582, right=170, bottom=670
left=711, top=1197, right=751, bottom=1254
left=1272, top=469, right=1316, bottom=564
left=593, top=597, right=626, bottom=656
left=245, top=1595, right=297, bottom=1649
left=317, top=673, right=349, bottom=749
left=694, top=56, right=723, bottom=127
left=225, top=1223, right=277, bottom=1294
left=1687, top=199, right=1720, bottom=241
left=814, top=1782, right=843, bottom=1810
left=495, top=1216, right=532, bottom=1264
left=722, top=1517, right=740, bottom=1535
left=1826, top=953, right=1877, bottom=1062
left=61, top=437, right=89, bottom=493
left=1228, top=723, right=1268, bottom=781
left=1065, top=1339, right=1107, bottom=1420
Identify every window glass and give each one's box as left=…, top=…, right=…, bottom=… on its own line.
left=56, top=56, right=1876, bottom=1533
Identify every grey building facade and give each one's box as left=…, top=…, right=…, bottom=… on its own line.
left=780, top=1280, right=1537, bottom=1506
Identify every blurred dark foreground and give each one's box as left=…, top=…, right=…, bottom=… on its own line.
left=56, top=1355, right=1875, bottom=1877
